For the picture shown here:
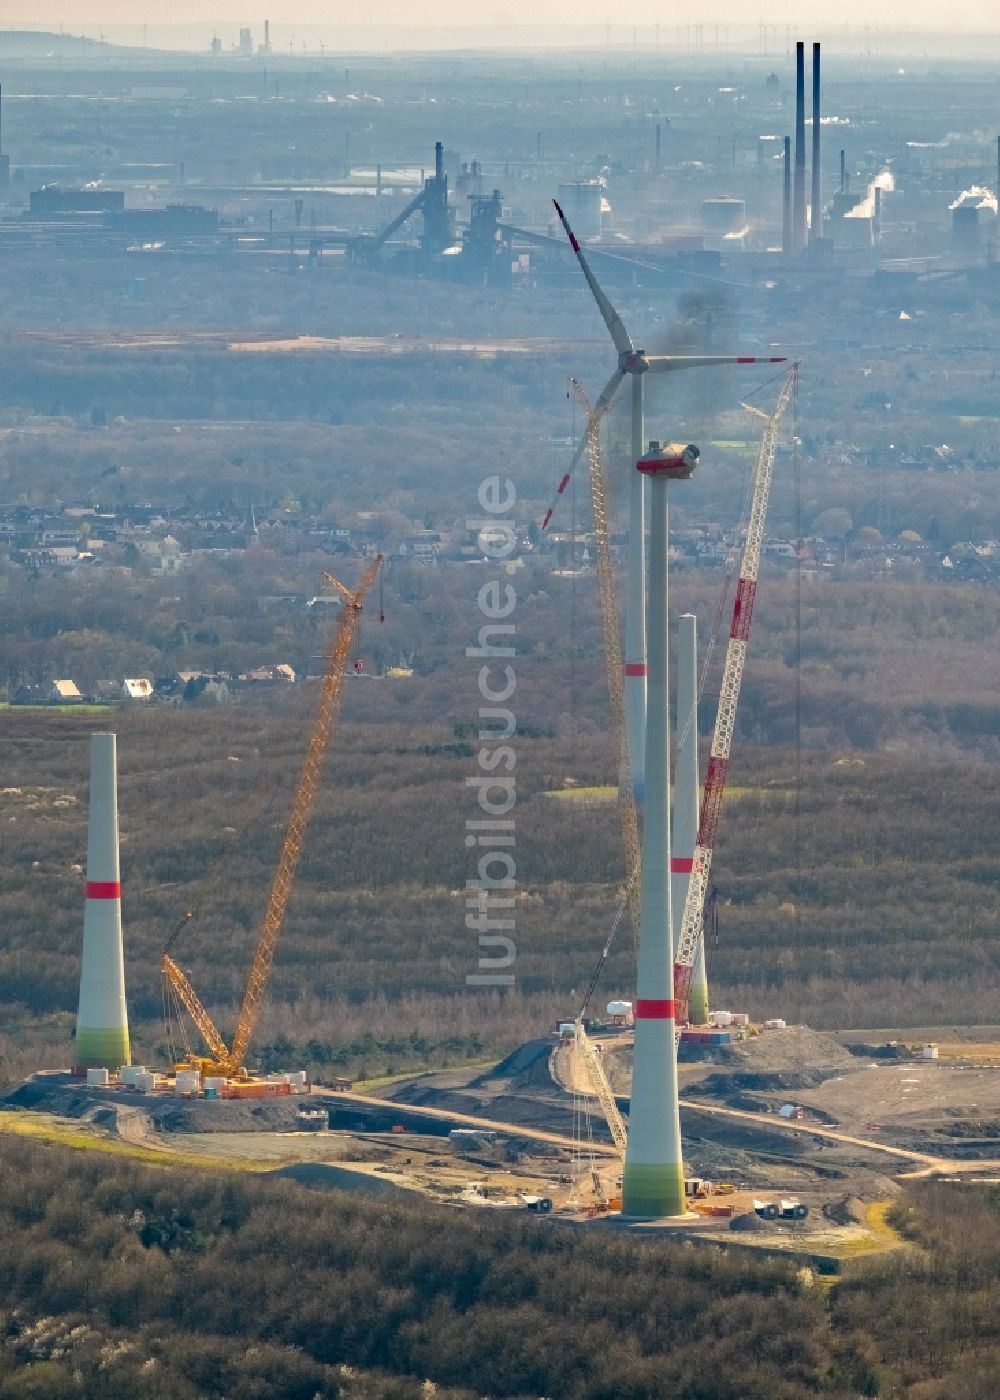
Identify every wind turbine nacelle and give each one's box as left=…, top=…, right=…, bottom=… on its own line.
left=636, top=442, right=700, bottom=479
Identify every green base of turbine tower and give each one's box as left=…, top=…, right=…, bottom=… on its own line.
left=621, top=1161, right=686, bottom=1219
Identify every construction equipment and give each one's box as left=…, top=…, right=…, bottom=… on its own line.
left=573, top=1022, right=628, bottom=1161
left=754, top=1198, right=809, bottom=1221
left=162, top=557, right=383, bottom=1078
left=571, top=379, right=641, bottom=949
left=673, top=366, right=798, bottom=1028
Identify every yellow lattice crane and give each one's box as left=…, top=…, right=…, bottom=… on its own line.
left=162, top=556, right=383, bottom=1078
left=570, top=379, right=641, bottom=952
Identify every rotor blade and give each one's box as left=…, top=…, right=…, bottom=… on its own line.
left=644, top=354, right=787, bottom=372
left=541, top=368, right=624, bottom=532
left=552, top=199, right=634, bottom=360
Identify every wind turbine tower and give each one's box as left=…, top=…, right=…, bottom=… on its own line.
left=622, top=442, right=699, bottom=1218
left=75, top=733, right=130, bottom=1070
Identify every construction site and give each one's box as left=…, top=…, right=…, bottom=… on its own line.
left=3, top=159, right=1000, bottom=1273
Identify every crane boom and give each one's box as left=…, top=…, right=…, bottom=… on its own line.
left=673, top=367, right=797, bottom=1023
left=162, top=556, right=382, bottom=1076
left=572, top=379, right=641, bottom=949
left=574, top=1024, right=628, bottom=1159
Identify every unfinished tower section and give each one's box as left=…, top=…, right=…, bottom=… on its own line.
left=75, top=733, right=130, bottom=1070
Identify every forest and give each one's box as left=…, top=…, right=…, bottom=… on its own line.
left=0, top=1131, right=997, bottom=1399
left=1, top=701, right=999, bottom=1084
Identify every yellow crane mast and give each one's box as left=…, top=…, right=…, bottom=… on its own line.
left=163, top=556, right=383, bottom=1078
left=571, top=379, right=641, bottom=951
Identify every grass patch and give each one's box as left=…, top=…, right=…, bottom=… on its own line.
left=542, top=785, right=617, bottom=802
left=0, top=1110, right=272, bottom=1173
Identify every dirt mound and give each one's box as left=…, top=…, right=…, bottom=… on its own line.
left=470, top=1039, right=554, bottom=1091
left=600, top=1026, right=858, bottom=1100
left=697, top=1069, right=838, bottom=1096
left=722, top=1026, right=857, bottom=1076
left=729, top=1211, right=775, bottom=1233
left=273, top=1163, right=418, bottom=1198
left=824, top=1196, right=868, bottom=1226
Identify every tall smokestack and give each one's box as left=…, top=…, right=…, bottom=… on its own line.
left=655, top=121, right=662, bottom=174
left=672, top=615, right=708, bottom=1025
left=809, top=42, right=821, bottom=243
left=793, top=41, right=806, bottom=251
left=840, top=148, right=847, bottom=194
left=435, top=140, right=444, bottom=182
left=75, top=734, right=130, bottom=1070
left=621, top=450, right=690, bottom=1219
left=264, top=18, right=270, bottom=54
left=783, top=136, right=792, bottom=253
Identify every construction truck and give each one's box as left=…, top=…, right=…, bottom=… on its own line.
left=685, top=1177, right=736, bottom=1199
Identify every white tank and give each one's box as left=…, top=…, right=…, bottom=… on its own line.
left=204, top=1076, right=227, bottom=1090
left=709, top=1010, right=734, bottom=1027
left=174, top=1071, right=200, bottom=1094
left=133, top=1072, right=156, bottom=1092
left=731, top=1013, right=750, bottom=1027
left=606, top=1000, right=633, bottom=1017
left=86, top=1067, right=110, bottom=1087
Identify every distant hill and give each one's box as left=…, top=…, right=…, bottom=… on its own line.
left=0, top=31, right=107, bottom=56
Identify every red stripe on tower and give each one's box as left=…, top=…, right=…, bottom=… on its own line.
left=556, top=473, right=570, bottom=495
left=623, top=662, right=647, bottom=677
left=635, top=999, right=677, bottom=1020
left=85, top=880, right=121, bottom=900
left=541, top=509, right=553, bottom=530
left=670, top=857, right=694, bottom=873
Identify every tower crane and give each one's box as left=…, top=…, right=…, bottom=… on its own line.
left=673, top=366, right=797, bottom=1028
left=162, top=556, right=383, bottom=1078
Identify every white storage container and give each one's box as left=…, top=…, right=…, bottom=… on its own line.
left=133, top=1072, right=156, bottom=1092
left=86, top=1067, right=110, bottom=1087
left=709, top=1011, right=734, bottom=1027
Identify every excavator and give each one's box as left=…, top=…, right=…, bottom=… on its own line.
left=162, top=557, right=382, bottom=1080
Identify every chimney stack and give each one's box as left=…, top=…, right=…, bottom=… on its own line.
left=435, top=140, right=444, bottom=182
left=809, top=42, right=821, bottom=243
left=793, top=41, right=807, bottom=251
left=840, top=148, right=847, bottom=194
left=75, top=734, right=130, bottom=1070
left=783, top=136, right=792, bottom=253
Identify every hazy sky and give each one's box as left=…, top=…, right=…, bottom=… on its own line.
left=5, top=0, right=1000, bottom=42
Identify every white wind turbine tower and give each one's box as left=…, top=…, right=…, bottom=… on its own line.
left=546, top=199, right=784, bottom=802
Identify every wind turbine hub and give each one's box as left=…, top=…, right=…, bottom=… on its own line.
left=620, top=350, right=648, bottom=374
